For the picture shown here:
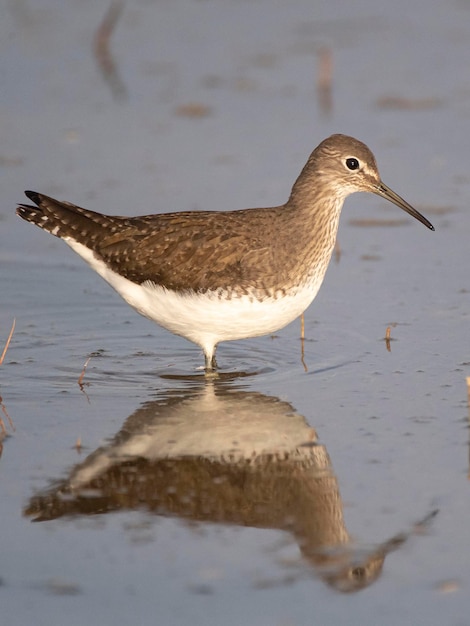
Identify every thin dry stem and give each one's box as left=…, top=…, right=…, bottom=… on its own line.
left=300, top=313, right=308, bottom=372
left=0, top=395, right=15, bottom=439
left=78, top=356, right=91, bottom=389
left=385, top=326, right=392, bottom=352
left=0, top=318, right=16, bottom=365
left=1, top=399, right=15, bottom=432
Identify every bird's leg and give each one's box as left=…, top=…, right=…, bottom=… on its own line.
left=204, top=347, right=218, bottom=372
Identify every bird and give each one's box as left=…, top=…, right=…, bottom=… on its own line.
left=16, top=134, right=434, bottom=371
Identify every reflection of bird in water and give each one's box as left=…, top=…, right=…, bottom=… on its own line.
left=25, top=384, right=437, bottom=592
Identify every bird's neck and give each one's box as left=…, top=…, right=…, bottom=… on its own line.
left=287, top=173, right=345, bottom=239
left=281, top=175, right=346, bottom=289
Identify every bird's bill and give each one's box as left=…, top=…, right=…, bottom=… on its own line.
left=374, top=182, right=434, bottom=231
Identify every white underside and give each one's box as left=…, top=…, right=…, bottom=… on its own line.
left=65, top=239, right=324, bottom=356
left=68, top=386, right=325, bottom=491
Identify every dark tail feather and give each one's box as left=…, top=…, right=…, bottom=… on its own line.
left=24, top=190, right=42, bottom=205
left=16, top=191, right=121, bottom=242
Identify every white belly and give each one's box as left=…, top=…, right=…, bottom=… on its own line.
left=65, top=239, right=324, bottom=351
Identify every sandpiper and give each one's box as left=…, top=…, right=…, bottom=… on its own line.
left=17, top=134, right=434, bottom=370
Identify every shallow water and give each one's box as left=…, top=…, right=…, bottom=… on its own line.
left=1, top=0, right=470, bottom=624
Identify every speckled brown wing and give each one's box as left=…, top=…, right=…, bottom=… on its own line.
left=17, top=191, right=284, bottom=293
left=94, top=208, right=286, bottom=293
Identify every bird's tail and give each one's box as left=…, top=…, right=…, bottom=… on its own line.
left=16, top=191, right=120, bottom=244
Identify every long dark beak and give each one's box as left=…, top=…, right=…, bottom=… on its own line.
left=374, top=182, right=434, bottom=231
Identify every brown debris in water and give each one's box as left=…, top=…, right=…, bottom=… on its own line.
left=93, top=0, right=127, bottom=100
left=317, top=46, right=333, bottom=116
left=174, top=103, right=212, bottom=118
left=377, top=96, right=441, bottom=110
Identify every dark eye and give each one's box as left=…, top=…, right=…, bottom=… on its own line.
left=346, top=158, right=360, bottom=171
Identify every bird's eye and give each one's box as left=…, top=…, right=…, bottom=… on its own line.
left=346, top=158, right=360, bottom=171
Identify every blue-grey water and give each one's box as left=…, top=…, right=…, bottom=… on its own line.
left=1, top=1, right=469, bottom=624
